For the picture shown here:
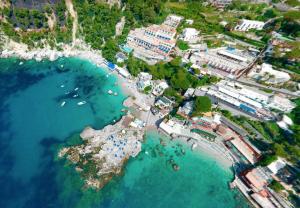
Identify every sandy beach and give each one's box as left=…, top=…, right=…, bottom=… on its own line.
left=152, top=128, right=235, bottom=169
left=170, top=134, right=234, bottom=169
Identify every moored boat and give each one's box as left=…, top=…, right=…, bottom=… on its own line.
left=61, top=101, right=66, bottom=107
left=77, top=101, right=87, bottom=106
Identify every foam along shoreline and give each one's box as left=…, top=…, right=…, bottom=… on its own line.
left=0, top=39, right=105, bottom=67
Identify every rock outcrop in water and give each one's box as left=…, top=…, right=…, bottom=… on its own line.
left=58, top=114, right=144, bottom=189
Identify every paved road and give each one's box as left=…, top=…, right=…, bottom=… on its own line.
left=235, top=77, right=300, bottom=98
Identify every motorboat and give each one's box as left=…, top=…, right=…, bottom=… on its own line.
left=108, top=90, right=113, bottom=95
left=77, top=101, right=87, bottom=106
left=74, top=87, right=79, bottom=91
left=61, top=101, right=66, bottom=107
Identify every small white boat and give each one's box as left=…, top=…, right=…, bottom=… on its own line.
left=77, top=101, right=87, bottom=106
left=19, top=62, right=24, bottom=65
left=61, top=101, right=66, bottom=107
left=74, top=87, right=79, bottom=91
left=73, top=94, right=78, bottom=98
left=114, top=92, right=118, bottom=96
left=65, top=91, right=70, bottom=95
left=60, top=64, right=64, bottom=68
left=106, top=74, right=109, bottom=78
left=60, top=84, right=65, bottom=88
left=108, top=90, right=113, bottom=95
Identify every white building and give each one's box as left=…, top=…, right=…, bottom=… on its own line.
left=152, top=81, right=169, bottom=96
left=177, top=101, right=194, bottom=117
left=180, top=28, right=200, bottom=43
left=248, top=63, right=290, bottom=84
left=206, top=80, right=275, bottom=119
left=268, top=95, right=296, bottom=112
left=155, top=96, right=174, bottom=109
left=184, top=88, right=195, bottom=98
left=189, top=47, right=255, bottom=76
left=210, top=0, right=232, bottom=9
left=235, top=19, right=265, bottom=31
left=126, top=15, right=183, bottom=64
left=267, top=158, right=286, bottom=175
left=116, top=66, right=130, bottom=78
left=136, top=72, right=152, bottom=91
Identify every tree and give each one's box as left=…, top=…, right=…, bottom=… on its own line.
left=177, top=40, right=189, bottom=50
left=170, top=69, right=190, bottom=90
left=263, top=9, right=277, bottom=19
left=102, top=38, right=118, bottom=62
left=269, top=180, right=284, bottom=193
left=127, top=55, right=141, bottom=76
left=192, top=96, right=212, bottom=116
left=258, top=154, right=277, bottom=166
left=163, top=88, right=183, bottom=106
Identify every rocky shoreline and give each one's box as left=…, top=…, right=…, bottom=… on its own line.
left=0, top=37, right=106, bottom=67
left=58, top=114, right=145, bottom=190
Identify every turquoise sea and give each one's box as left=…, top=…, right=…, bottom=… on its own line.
left=0, top=58, right=250, bottom=208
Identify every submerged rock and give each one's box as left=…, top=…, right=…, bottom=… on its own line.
left=172, top=164, right=180, bottom=171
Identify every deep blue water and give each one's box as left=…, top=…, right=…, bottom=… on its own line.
left=0, top=58, right=249, bottom=208
left=0, top=58, right=125, bottom=208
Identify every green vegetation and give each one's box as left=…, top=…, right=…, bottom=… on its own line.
left=224, top=31, right=266, bottom=48
left=165, top=1, right=223, bottom=35
left=265, top=56, right=300, bottom=75
left=258, top=154, right=278, bottom=166
left=192, top=96, right=212, bottom=116
left=261, top=88, right=273, bottom=93
left=269, top=180, right=284, bottom=193
left=177, top=40, right=189, bottom=50
left=126, top=56, right=219, bottom=92
left=286, top=0, right=300, bottom=7
left=143, top=85, right=152, bottom=94
left=73, top=2, right=121, bottom=50
left=0, top=0, right=72, bottom=47
left=163, top=88, right=183, bottom=106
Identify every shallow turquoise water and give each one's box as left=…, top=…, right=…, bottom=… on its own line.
left=97, top=132, right=250, bottom=208
left=0, top=58, right=249, bottom=208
